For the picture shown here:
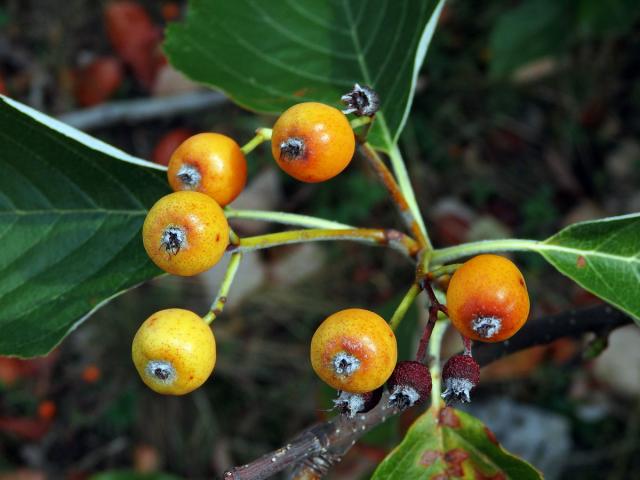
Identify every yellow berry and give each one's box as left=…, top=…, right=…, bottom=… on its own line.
left=132, top=309, right=216, bottom=395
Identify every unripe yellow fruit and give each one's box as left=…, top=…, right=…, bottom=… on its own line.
left=132, top=309, right=216, bottom=395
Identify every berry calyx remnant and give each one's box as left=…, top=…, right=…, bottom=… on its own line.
left=333, top=387, right=383, bottom=418
left=446, top=254, right=530, bottom=342
left=167, top=132, right=247, bottom=207
left=441, top=354, right=481, bottom=404
left=131, top=309, right=216, bottom=395
left=142, top=191, right=229, bottom=276
left=310, top=308, right=397, bottom=393
left=386, top=360, right=432, bottom=410
left=341, top=83, right=380, bottom=117
left=270, top=102, right=355, bottom=183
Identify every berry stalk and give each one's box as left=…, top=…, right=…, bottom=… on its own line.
left=224, top=208, right=353, bottom=230
left=360, top=143, right=430, bottom=249
left=240, top=127, right=272, bottom=155
left=388, top=282, right=422, bottom=331
left=202, top=251, right=243, bottom=325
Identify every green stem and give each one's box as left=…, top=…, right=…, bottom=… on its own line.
left=232, top=228, right=420, bottom=259
left=388, top=143, right=431, bottom=249
left=240, top=128, right=272, bottom=155
left=361, top=143, right=429, bottom=249
left=224, top=208, right=353, bottom=230
left=350, top=116, right=372, bottom=129
left=426, top=263, right=462, bottom=279
left=389, top=283, right=421, bottom=331
left=203, top=252, right=243, bottom=325
left=431, top=238, right=541, bottom=265
left=429, top=319, right=449, bottom=406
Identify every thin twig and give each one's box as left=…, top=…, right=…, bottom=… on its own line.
left=359, top=143, right=430, bottom=249
left=58, top=91, right=226, bottom=130
left=222, top=304, right=632, bottom=480
left=230, top=228, right=420, bottom=260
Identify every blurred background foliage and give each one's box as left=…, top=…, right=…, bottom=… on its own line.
left=0, top=0, right=639, bottom=479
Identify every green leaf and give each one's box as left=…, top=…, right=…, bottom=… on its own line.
left=539, top=213, right=640, bottom=322
left=0, top=96, right=169, bottom=357
left=372, top=406, right=541, bottom=479
left=164, top=0, right=445, bottom=152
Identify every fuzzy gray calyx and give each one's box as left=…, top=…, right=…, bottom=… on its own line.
left=146, top=360, right=176, bottom=384
left=441, top=378, right=474, bottom=404
left=333, top=391, right=365, bottom=418
left=176, top=164, right=201, bottom=189
left=161, top=226, right=187, bottom=255
left=332, top=352, right=360, bottom=376
left=472, top=315, right=502, bottom=339
left=279, top=137, right=305, bottom=160
left=341, top=83, right=380, bottom=117
left=388, top=385, right=420, bottom=410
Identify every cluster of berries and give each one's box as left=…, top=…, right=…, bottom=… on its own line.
left=131, top=86, right=531, bottom=418
left=311, top=254, right=529, bottom=416
left=133, top=92, right=373, bottom=395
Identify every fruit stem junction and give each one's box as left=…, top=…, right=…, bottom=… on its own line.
left=240, top=127, right=272, bottom=155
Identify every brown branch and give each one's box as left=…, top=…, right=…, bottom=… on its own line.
left=222, top=304, right=633, bottom=480
left=358, top=144, right=430, bottom=249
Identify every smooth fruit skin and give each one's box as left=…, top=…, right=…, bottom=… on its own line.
left=167, top=132, right=247, bottom=206
left=446, top=254, right=530, bottom=342
left=310, top=308, right=397, bottom=394
left=271, top=102, right=355, bottom=182
left=142, top=191, right=229, bottom=276
left=132, top=309, right=216, bottom=395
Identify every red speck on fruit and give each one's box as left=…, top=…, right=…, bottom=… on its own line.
left=420, top=450, right=442, bottom=467
left=438, top=407, right=461, bottom=428
left=445, top=449, right=469, bottom=477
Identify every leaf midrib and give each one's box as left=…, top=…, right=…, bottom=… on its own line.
left=538, top=243, right=640, bottom=265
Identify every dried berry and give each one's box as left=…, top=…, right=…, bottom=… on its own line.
left=441, top=354, right=481, bottom=404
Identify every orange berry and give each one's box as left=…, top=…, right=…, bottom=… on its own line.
left=142, top=191, right=229, bottom=276
left=167, top=133, right=247, bottom=206
left=446, top=254, right=530, bottom=342
left=310, top=308, right=397, bottom=393
left=271, top=102, right=355, bottom=182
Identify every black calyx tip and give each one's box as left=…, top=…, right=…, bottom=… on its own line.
left=333, top=388, right=383, bottom=418
left=341, top=83, right=380, bottom=117
left=441, top=354, right=480, bottom=405
left=386, top=360, right=432, bottom=410
left=279, top=137, right=305, bottom=160
left=161, top=226, right=186, bottom=256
